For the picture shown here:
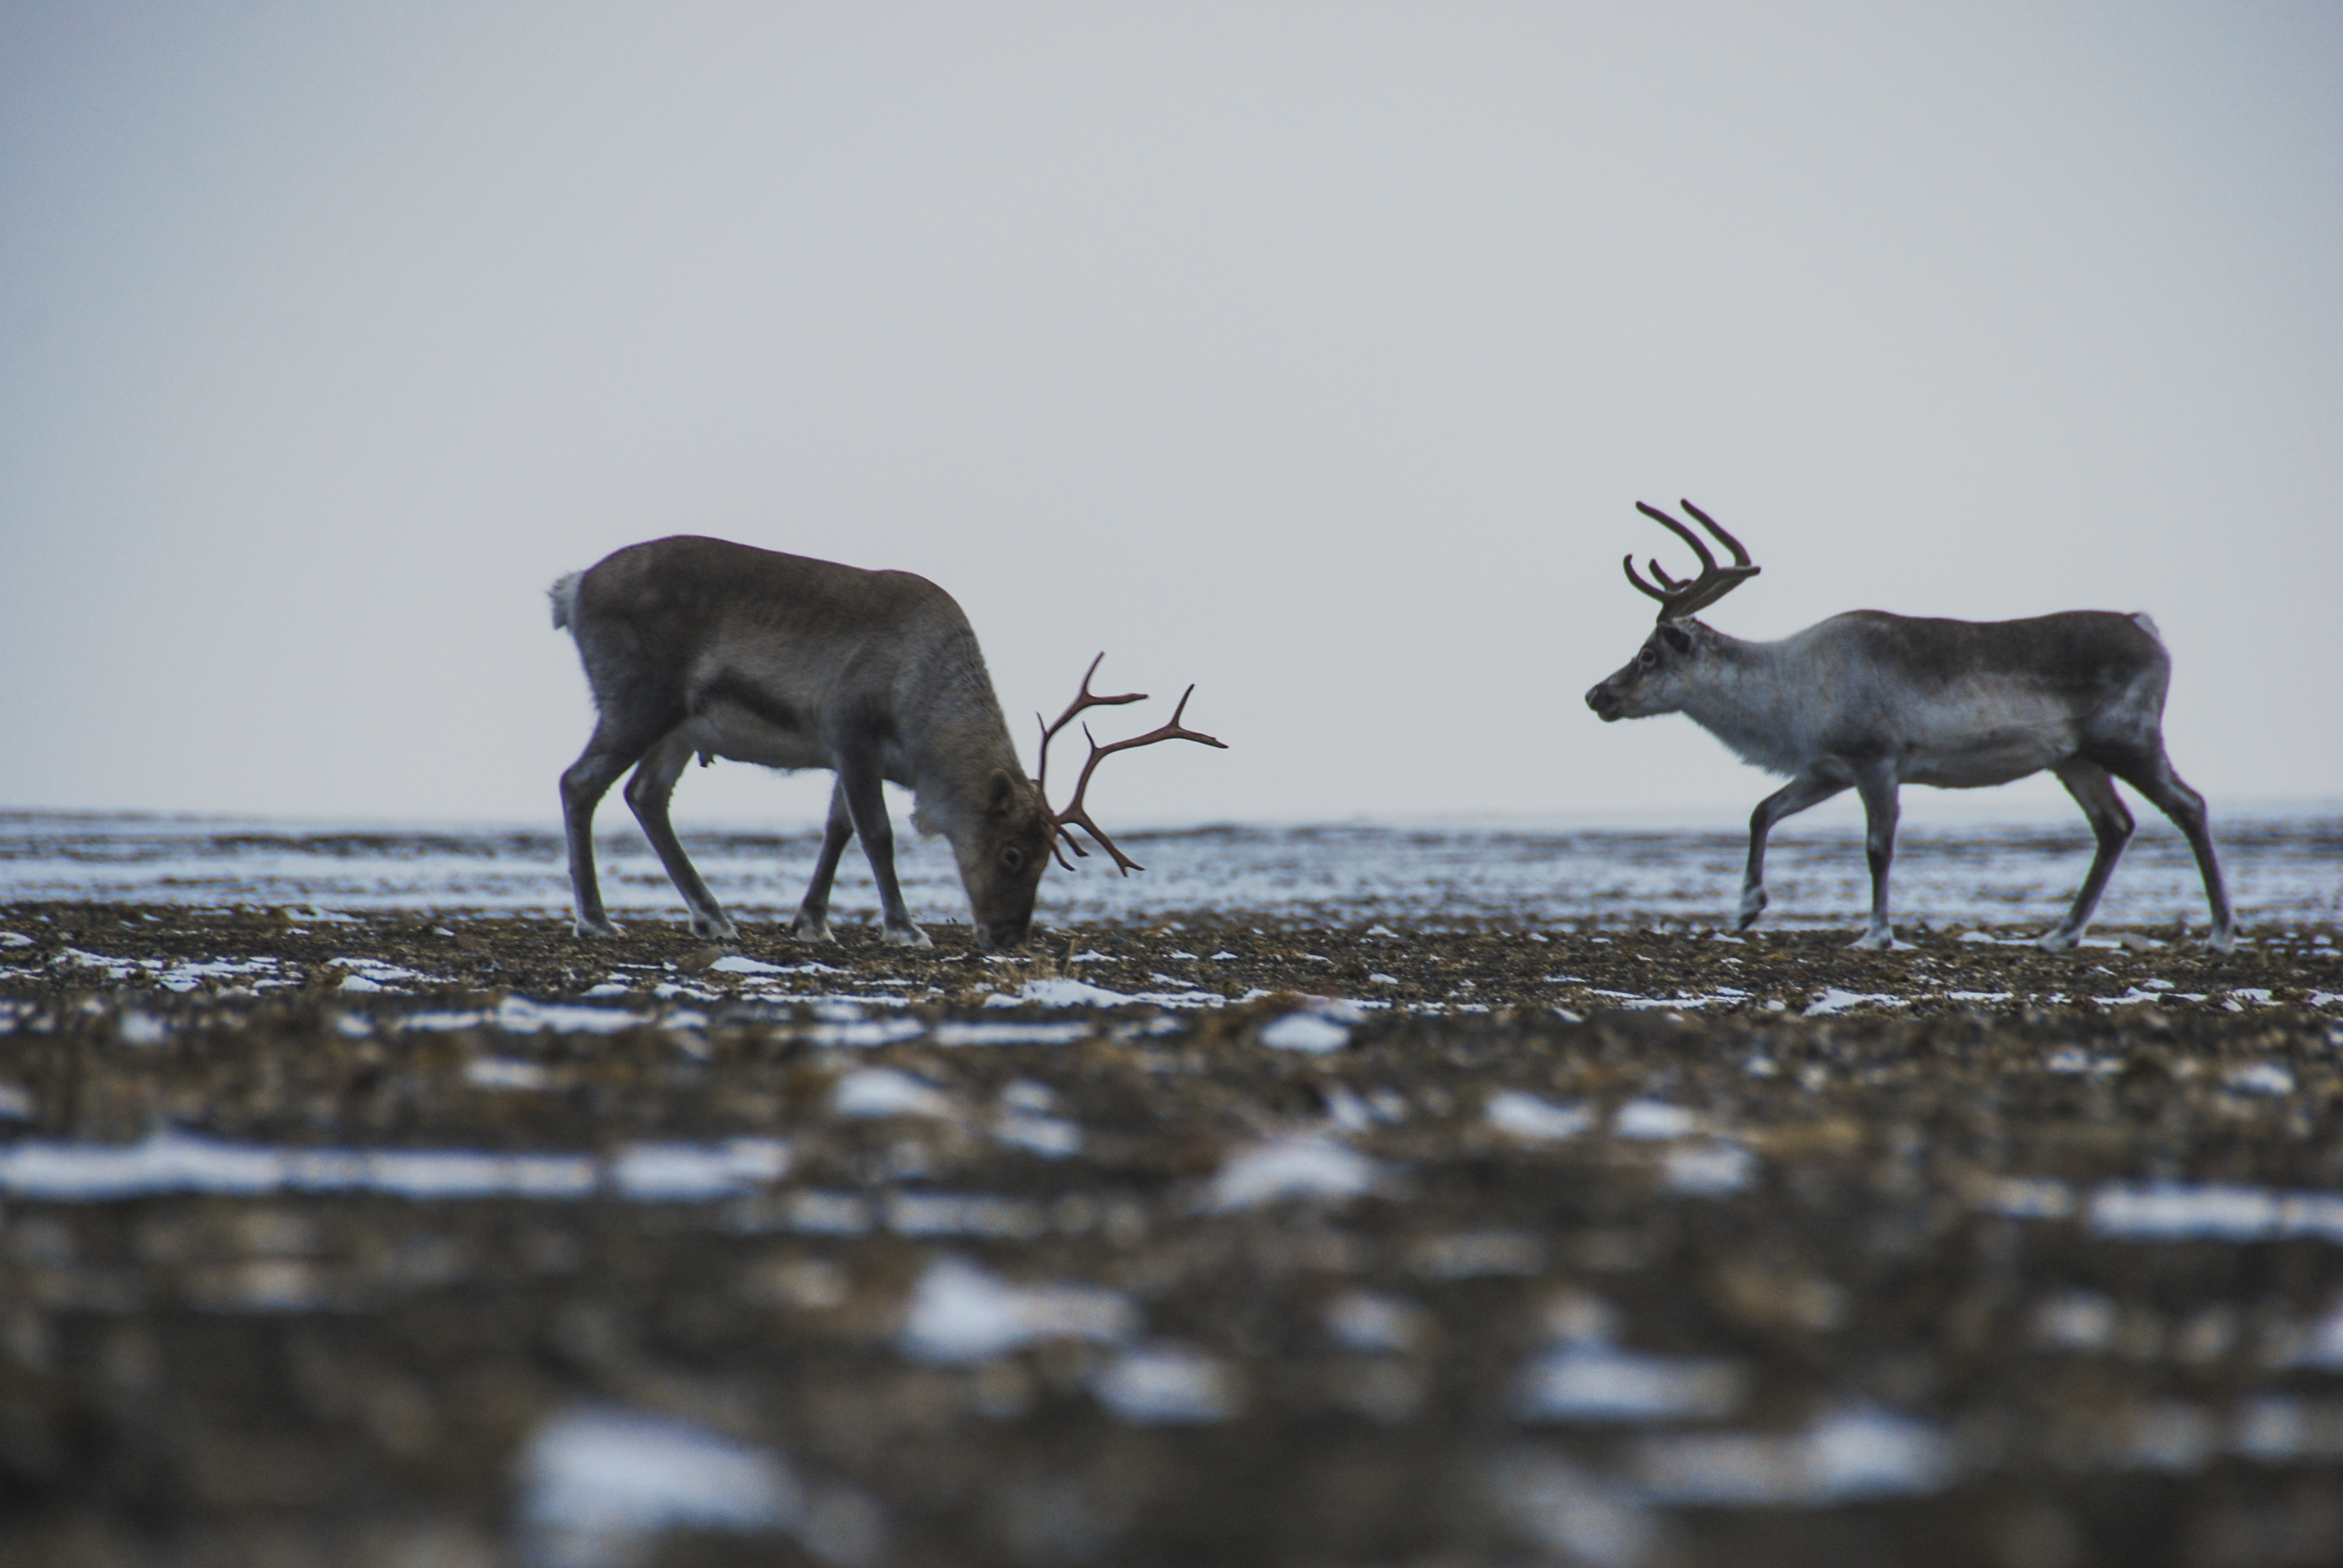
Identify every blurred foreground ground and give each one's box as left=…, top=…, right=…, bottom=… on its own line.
left=2, top=886, right=2342, bottom=1567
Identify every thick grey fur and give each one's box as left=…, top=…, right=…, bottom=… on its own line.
left=1587, top=602, right=2235, bottom=952
left=552, top=537, right=1060, bottom=948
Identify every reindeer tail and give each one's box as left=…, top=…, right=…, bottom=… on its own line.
left=549, top=572, right=583, bottom=632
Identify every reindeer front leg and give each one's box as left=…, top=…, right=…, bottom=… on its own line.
left=1739, top=771, right=1849, bottom=930
left=837, top=755, right=932, bottom=948
left=1849, top=758, right=1901, bottom=950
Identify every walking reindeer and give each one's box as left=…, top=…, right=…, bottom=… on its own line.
left=1583, top=502, right=2234, bottom=951
left=552, top=536, right=1223, bottom=949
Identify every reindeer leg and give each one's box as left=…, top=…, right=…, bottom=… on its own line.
left=1849, top=759, right=1901, bottom=950
left=1739, top=770, right=1849, bottom=929
left=623, top=732, right=737, bottom=941
left=838, top=757, right=932, bottom=948
left=791, top=780, right=855, bottom=943
left=2037, top=759, right=2133, bottom=950
left=560, top=720, right=659, bottom=938
left=2111, top=747, right=2235, bottom=953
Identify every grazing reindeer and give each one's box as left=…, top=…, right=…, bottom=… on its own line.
left=1583, top=502, right=2234, bottom=951
left=551, top=536, right=1223, bottom=949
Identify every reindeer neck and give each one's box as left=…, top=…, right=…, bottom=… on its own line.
left=896, top=630, right=1027, bottom=838
left=1674, top=626, right=1822, bottom=773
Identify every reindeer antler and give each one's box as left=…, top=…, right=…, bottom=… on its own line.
left=1035, top=658, right=1226, bottom=875
left=1034, top=653, right=1145, bottom=800
left=1623, top=499, right=1760, bottom=623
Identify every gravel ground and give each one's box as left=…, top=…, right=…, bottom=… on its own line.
left=4, top=901, right=2343, bottom=1567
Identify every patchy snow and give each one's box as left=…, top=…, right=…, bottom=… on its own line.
left=610, top=1139, right=791, bottom=1201
left=6, top=814, right=2334, bottom=930
left=1631, top=1407, right=1957, bottom=1506
left=2226, top=1063, right=2296, bottom=1096
left=830, top=1069, right=953, bottom=1120
left=1325, top=1291, right=1428, bottom=1354
left=1663, top=1141, right=1756, bottom=1197
left=992, top=1112, right=1083, bottom=1158
left=1804, top=988, right=1906, bottom=1017
left=897, top=1257, right=1135, bottom=1364
left=117, top=1010, right=171, bottom=1047
left=709, top=955, right=848, bottom=976
left=1512, top=1346, right=1746, bottom=1422
left=1613, top=1101, right=1697, bottom=1140
left=1258, top=1010, right=1351, bottom=1054
left=398, top=996, right=651, bottom=1035
left=992, top=976, right=1135, bottom=1008
left=1090, top=1343, right=1240, bottom=1424
left=515, top=1406, right=880, bottom=1568
left=1205, top=1136, right=1383, bottom=1211
left=464, top=1056, right=550, bottom=1091
left=932, top=1021, right=1092, bottom=1046
left=803, top=1018, right=927, bottom=1048
left=2087, top=1183, right=2343, bottom=1244
left=1485, top=1091, right=1594, bottom=1142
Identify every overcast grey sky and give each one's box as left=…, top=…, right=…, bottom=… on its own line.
left=4, top=2, right=2337, bottom=832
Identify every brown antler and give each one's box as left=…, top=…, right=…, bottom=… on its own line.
left=1040, top=675, right=1226, bottom=875
left=1622, top=499, right=1760, bottom=622
left=1034, top=653, right=1146, bottom=800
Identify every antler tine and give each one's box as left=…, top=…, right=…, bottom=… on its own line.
left=1669, top=499, right=1760, bottom=617
left=1635, top=501, right=1719, bottom=576
left=1677, top=499, right=1753, bottom=567
left=1627, top=499, right=1761, bottom=623
left=1053, top=687, right=1228, bottom=877
left=1622, top=553, right=1673, bottom=604
left=1035, top=652, right=1147, bottom=796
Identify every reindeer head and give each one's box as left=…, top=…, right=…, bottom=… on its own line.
left=955, top=654, right=1225, bottom=950
left=1585, top=500, right=1759, bottom=722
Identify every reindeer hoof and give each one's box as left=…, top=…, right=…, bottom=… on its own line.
left=790, top=915, right=835, bottom=944
left=1848, top=928, right=1895, bottom=951
left=882, top=924, right=934, bottom=950
left=2205, top=927, right=2237, bottom=955
left=573, top=917, right=624, bottom=940
left=690, top=914, right=739, bottom=942
left=2034, top=928, right=2082, bottom=951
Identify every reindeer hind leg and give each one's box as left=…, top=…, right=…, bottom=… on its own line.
left=623, top=731, right=738, bottom=941
left=561, top=718, right=662, bottom=938
left=2109, top=746, right=2235, bottom=953
left=2038, top=758, right=2133, bottom=950
left=792, top=779, right=855, bottom=943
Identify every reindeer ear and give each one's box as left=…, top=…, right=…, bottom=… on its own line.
left=1659, top=624, right=1693, bottom=655
left=986, top=769, right=1020, bottom=816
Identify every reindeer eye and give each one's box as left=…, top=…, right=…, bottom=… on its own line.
left=1002, top=846, right=1024, bottom=871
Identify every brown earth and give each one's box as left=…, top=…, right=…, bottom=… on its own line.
left=2, top=901, right=2342, bottom=1567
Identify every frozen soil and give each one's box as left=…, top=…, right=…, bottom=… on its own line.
left=3, top=901, right=2343, bottom=1567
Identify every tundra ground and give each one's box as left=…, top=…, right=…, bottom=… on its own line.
left=2, top=903, right=2341, bottom=1567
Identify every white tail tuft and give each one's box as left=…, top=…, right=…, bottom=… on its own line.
left=549, top=572, right=582, bottom=632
